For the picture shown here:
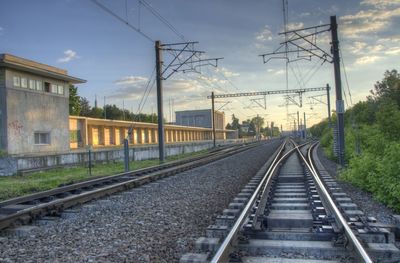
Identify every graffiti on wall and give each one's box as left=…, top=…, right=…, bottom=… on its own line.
left=8, top=121, right=23, bottom=136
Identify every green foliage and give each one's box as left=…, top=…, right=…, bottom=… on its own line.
left=310, top=69, right=400, bottom=212
left=68, top=88, right=159, bottom=123
left=376, top=102, right=400, bottom=140
left=69, top=85, right=81, bottom=115
left=0, top=149, right=209, bottom=201
left=0, top=150, right=8, bottom=157
left=369, top=69, right=400, bottom=106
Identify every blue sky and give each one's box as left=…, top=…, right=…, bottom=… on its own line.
left=1, top=0, right=399, bottom=129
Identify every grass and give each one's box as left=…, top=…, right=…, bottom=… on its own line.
left=0, top=149, right=209, bottom=202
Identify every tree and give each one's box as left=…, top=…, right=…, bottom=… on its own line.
left=88, top=107, right=103, bottom=119
left=370, top=69, right=400, bottom=107
left=79, top=97, right=91, bottom=117
left=226, top=114, right=241, bottom=130
left=376, top=102, right=400, bottom=141
left=69, top=85, right=81, bottom=115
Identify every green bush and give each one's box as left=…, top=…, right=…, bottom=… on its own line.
left=314, top=69, right=400, bottom=212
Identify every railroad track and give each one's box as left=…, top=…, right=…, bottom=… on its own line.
left=181, top=140, right=400, bottom=263
left=0, top=141, right=264, bottom=232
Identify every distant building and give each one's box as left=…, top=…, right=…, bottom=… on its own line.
left=175, top=109, right=225, bottom=130
left=0, top=54, right=85, bottom=155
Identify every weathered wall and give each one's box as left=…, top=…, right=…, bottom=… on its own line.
left=15, top=140, right=249, bottom=172
left=0, top=69, right=7, bottom=151
left=5, top=69, right=70, bottom=155
left=175, top=109, right=225, bottom=130
left=176, top=109, right=213, bottom=128
left=0, top=157, right=17, bottom=176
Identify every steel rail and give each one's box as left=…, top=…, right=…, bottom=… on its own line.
left=211, top=140, right=310, bottom=262
left=0, top=143, right=246, bottom=208
left=0, top=141, right=262, bottom=231
left=296, top=141, right=373, bottom=263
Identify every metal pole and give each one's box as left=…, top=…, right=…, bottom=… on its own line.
left=211, top=91, right=216, bottom=147
left=330, top=16, right=345, bottom=166
left=123, top=138, right=129, bottom=172
left=155, top=40, right=165, bottom=162
left=304, top=112, right=307, bottom=139
left=297, top=111, right=300, bottom=136
left=122, top=100, right=125, bottom=121
left=88, top=149, right=92, bottom=176
left=103, top=96, right=106, bottom=119
left=327, top=84, right=332, bottom=127
left=257, top=114, right=260, bottom=141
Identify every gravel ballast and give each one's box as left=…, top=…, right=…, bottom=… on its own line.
left=0, top=140, right=281, bottom=263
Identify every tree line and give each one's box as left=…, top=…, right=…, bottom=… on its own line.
left=225, top=114, right=280, bottom=138
left=69, top=86, right=158, bottom=123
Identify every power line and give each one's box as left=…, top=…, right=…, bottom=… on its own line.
left=139, top=0, right=185, bottom=41
left=90, top=0, right=154, bottom=42
left=137, top=66, right=156, bottom=114
left=340, top=48, right=353, bottom=106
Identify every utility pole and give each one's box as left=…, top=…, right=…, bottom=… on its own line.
left=211, top=91, right=216, bottom=147
left=297, top=111, right=300, bottom=136
left=330, top=16, right=345, bottom=166
left=259, top=15, right=346, bottom=166
left=155, top=40, right=222, bottom=162
left=304, top=112, right=307, bottom=139
left=155, top=40, right=165, bottom=162
left=257, top=114, right=260, bottom=140
left=122, top=100, right=125, bottom=121
left=104, top=96, right=106, bottom=119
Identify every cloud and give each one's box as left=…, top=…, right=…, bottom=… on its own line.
left=361, top=0, right=400, bottom=8
left=266, top=69, right=285, bottom=76
left=354, top=55, right=382, bottom=65
left=115, top=76, right=148, bottom=86
left=57, top=49, right=79, bottom=63
left=287, top=22, right=304, bottom=31
left=256, top=25, right=273, bottom=42
left=340, top=7, right=400, bottom=38
left=377, top=35, right=400, bottom=43
left=216, top=67, right=240, bottom=78
left=110, top=75, right=151, bottom=99
left=299, top=12, right=311, bottom=18
left=110, top=75, right=218, bottom=100
left=385, top=47, right=400, bottom=55
left=0, top=26, right=3, bottom=35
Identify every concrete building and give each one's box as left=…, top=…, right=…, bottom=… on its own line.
left=175, top=109, right=225, bottom=130
left=0, top=54, right=85, bottom=155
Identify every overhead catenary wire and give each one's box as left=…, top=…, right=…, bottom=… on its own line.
left=139, top=0, right=185, bottom=41
left=339, top=48, right=353, bottom=106
left=90, top=0, right=154, bottom=42
left=136, top=66, right=156, bottom=115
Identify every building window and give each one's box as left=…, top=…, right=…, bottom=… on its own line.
left=34, top=132, right=51, bottom=145
left=36, top=80, right=43, bottom=91
left=51, top=84, right=57, bottom=93
left=13, top=76, right=20, bottom=87
left=29, top=79, right=35, bottom=90
left=21, top=77, right=28, bottom=88
left=44, top=82, right=50, bottom=92
left=57, top=85, right=64, bottom=95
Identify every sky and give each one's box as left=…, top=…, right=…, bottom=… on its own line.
left=1, top=0, right=399, bottom=130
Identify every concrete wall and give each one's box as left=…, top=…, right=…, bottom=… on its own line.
left=15, top=140, right=249, bottom=172
left=175, top=109, right=225, bottom=130
left=0, top=69, right=7, bottom=151
left=176, top=109, right=213, bottom=128
left=0, top=157, right=17, bottom=176
left=5, top=69, right=70, bottom=155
